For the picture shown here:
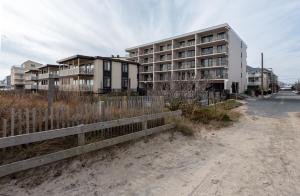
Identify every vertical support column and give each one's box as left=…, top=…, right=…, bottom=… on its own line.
left=171, top=40, right=174, bottom=91
left=152, top=43, right=155, bottom=91
left=194, top=34, right=198, bottom=90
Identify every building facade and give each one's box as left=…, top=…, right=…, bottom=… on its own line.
left=37, top=64, right=60, bottom=91
left=23, top=60, right=43, bottom=90
left=125, top=23, right=247, bottom=93
left=56, top=55, right=139, bottom=93
left=11, top=66, right=25, bottom=90
left=246, top=65, right=278, bottom=94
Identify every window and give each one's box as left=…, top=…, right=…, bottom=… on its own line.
left=167, top=44, right=172, bottom=50
left=217, top=57, right=226, bottom=66
left=179, top=41, right=185, bottom=47
left=122, top=78, right=128, bottom=88
left=217, top=45, right=225, bottom=53
left=187, top=50, right=195, bottom=57
left=201, top=47, right=213, bottom=55
left=104, top=61, right=111, bottom=71
left=201, top=35, right=213, bottom=43
left=160, top=46, right=164, bottom=51
left=122, top=63, right=128, bottom=73
left=144, top=49, right=148, bottom=54
left=187, top=39, right=195, bottom=46
left=103, top=77, right=111, bottom=88
left=217, top=32, right=225, bottom=40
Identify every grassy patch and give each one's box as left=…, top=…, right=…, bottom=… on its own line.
left=169, top=99, right=243, bottom=129
left=175, top=121, right=195, bottom=136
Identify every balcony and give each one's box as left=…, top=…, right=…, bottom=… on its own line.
left=174, top=41, right=195, bottom=49
left=59, top=67, right=94, bottom=77
left=157, top=56, right=172, bottom=62
left=128, top=53, right=138, bottom=58
left=174, top=62, right=195, bottom=70
left=197, top=35, right=228, bottom=45
left=197, top=60, right=228, bottom=68
left=248, top=81, right=261, bottom=86
left=200, top=73, right=228, bottom=80
left=25, top=75, right=37, bottom=81
left=141, top=58, right=154, bottom=64
left=174, top=51, right=195, bottom=60
left=140, top=49, right=154, bottom=56
left=38, top=85, right=49, bottom=90
left=38, top=73, right=59, bottom=80
left=198, top=48, right=228, bottom=57
left=140, top=77, right=153, bottom=82
left=59, top=85, right=93, bottom=92
left=25, top=84, right=37, bottom=90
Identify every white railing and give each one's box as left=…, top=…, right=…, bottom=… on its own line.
left=59, top=67, right=94, bottom=77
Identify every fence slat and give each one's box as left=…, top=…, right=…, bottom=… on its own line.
left=32, top=108, right=36, bottom=133
left=26, top=109, right=29, bottom=134
left=2, top=119, right=7, bottom=138
left=18, top=109, right=22, bottom=135
left=11, top=108, right=15, bottom=136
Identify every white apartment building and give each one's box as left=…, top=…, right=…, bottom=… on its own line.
left=37, top=64, right=60, bottom=91
left=11, top=66, right=25, bottom=90
left=126, top=23, right=247, bottom=93
left=56, top=55, right=139, bottom=93
left=23, top=60, right=43, bottom=90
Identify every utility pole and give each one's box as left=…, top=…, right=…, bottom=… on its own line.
left=261, top=53, right=264, bottom=97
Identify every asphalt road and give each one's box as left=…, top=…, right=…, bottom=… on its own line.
left=247, top=90, right=300, bottom=117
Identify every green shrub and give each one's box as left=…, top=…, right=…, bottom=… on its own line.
left=168, top=98, right=184, bottom=111
left=175, top=122, right=194, bottom=136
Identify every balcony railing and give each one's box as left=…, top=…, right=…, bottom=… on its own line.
left=174, top=62, right=195, bottom=70
left=197, top=60, right=228, bottom=68
left=142, top=59, right=153, bottom=64
left=38, top=85, right=49, bottom=90
left=59, top=67, right=94, bottom=77
left=25, top=84, right=37, bottom=90
left=174, top=41, right=195, bottom=49
left=198, top=34, right=228, bottom=45
left=199, top=48, right=228, bottom=56
left=58, top=85, right=93, bottom=91
left=159, top=56, right=172, bottom=62
left=38, top=73, right=59, bottom=80
left=129, top=53, right=138, bottom=58
left=200, top=73, right=228, bottom=80
left=248, top=81, right=261, bottom=86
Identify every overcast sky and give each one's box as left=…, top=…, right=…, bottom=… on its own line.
left=0, top=0, right=299, bottom=83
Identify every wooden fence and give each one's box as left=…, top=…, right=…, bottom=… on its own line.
left=0, top=110, right=181, bottom=178
left=0, top=96, right=164, bottom=138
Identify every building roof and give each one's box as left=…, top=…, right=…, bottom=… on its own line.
left=125, top=23, right=247, bottom=51
left=56, top=54, right=140, bottom=65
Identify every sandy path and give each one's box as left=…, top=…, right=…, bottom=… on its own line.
left=0, top=105, right=300, bottom=195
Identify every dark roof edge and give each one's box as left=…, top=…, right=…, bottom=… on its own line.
left=56, top=54, right=139, bottom=65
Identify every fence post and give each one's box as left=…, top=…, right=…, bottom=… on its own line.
left=11, top=108, right=15, bottom=136
left=50, top=107, right=54, bottom=130
left=2, top=119, right=7, bottom=138
left=26, top=108, right=29, bottom=134
left=32, top=108, right=36, bottom=132
left=18, top=109, right=22, bottom=135
left=45, top=108, right=48, bottom=130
